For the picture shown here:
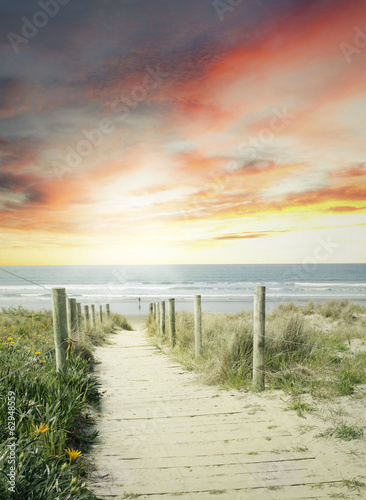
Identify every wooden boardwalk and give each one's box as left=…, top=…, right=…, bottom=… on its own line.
left=88, top=325, right=360, bottom=499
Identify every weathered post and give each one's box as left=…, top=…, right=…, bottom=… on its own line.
left=105, top=304, right=111, bottom=320
left=156, top=302, right=160, bottom=329
left=253, top=286, right=266, bottom=391
left=76, top=302, right=82, bottom=333
left=153, top=303, right=156, bottom=320
left=99, top=305, right=103, bottom=323
left=90, top=304, right=96, bottom=327
left=194, top=295, right=202, bottom=358
left=52, top=288, right=68, bottom=372
left=149, top=303, right=153, bottom=318
left=168, top=298, right=176, bottom=347
left=66, top=298, right=77, bottom=336
left=83, top=305, right=90, bottom=326
left=160, top=301, right=166, bottom=336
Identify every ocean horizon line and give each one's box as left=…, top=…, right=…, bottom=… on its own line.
left=2, top=262, right=365, bottom=267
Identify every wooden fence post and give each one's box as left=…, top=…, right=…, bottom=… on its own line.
left=66, top=298, right=77, bottom=336
left=156, top=302, right=160, bottom=328
left=160, top=301, right=165, bottom=336
left=153, top=303, right=156, bottom=320
left=83, top=305, right=90, bottom=326
left=90, top=304, right=96, bottom=327
left=168, top=298, right=176, bottom=347
left=76, top=302, right=82, bottom=333
left=194, top=295, right=202, bottom=358
left=106, top=304, right=111, bottom=320
left=253, top=286, right=266, bottom=391
left=99, top=305, right=103, bottom=323
left=52, top=288, right=68, bottom=372
left=149, top=303, right=153, bottom=317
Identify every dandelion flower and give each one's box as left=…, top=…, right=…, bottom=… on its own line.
left=39, top=360, right=45, bottom=363
left=7, top=337, right=13, bottom=341
left=65, top=448, right=82, bottom=460
left=32, top=422, right=50, bottom=434
left=35, top=351, right=41, bottom=355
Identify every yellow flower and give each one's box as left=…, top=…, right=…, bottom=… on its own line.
left=35, top=352, right=41, bottom=355
left=65, top=448, right=82, bottom=460
left=39, top=360, right=45, bottom=363
left=7, top=337, right=13, bottom=341
left=32, top=422, right=50, bottom=434
left=10, top=342, right=15, bottom=344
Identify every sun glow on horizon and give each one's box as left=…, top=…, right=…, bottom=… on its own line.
left=0, top=0, right=365, bottom=265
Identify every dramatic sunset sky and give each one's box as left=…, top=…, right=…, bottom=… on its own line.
left=0, top=0, right=365, bottom=264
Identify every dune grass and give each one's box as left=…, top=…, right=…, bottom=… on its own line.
left=146, top=300, right=366, bottom=398
left=0, top=305, right=131, bottom=499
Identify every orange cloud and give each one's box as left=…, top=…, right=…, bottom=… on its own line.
left=215, top=230, right=291, bottom=240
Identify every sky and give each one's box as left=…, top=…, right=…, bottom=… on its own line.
left=0, top=0, right=365, bottom=265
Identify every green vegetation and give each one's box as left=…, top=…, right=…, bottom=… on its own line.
left=146, top=300, right=366, bottom=398
left=317, top=423, right=364, bottom=441
left=285, top=398, right=315, bottom=418
left=0, top=306, right=131, bottom=499
left=341, top=478, right=366, bottom=491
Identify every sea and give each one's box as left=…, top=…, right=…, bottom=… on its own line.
left=0, top=264, right=365, bottom=315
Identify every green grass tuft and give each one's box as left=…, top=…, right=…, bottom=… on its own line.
left=317, top=423, right=364, bottom=441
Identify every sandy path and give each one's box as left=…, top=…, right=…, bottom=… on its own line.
left=88, top=323, right=364, bottom=499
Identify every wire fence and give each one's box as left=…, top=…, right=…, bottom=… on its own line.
left=0, top=267, right=57, bottom=382
left=211, top=329, right=345, bottom=352
left=148, top=294, right=360, bottom=392
left=0, top=266, right=52, bottom=293
left=0, top=268, right=104, bottom=381
left=0, top=340, right=68, bottom=383
left=0, top=268, right=361, bottom=391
